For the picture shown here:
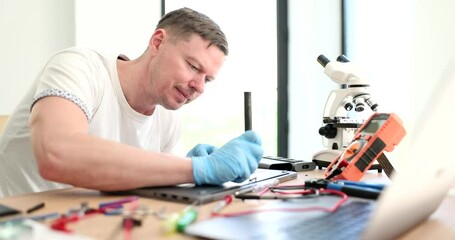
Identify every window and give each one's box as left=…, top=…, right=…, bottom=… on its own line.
left=287, top=0, right=342, bottom=160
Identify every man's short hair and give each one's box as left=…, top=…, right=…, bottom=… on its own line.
left=156, top=7, right=229, bottom=55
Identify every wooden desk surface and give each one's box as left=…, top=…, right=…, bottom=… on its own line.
left=0, top=170, right=454, bottom=239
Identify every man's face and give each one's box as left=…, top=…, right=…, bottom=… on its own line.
left=148, top=32, right=225, bottom=110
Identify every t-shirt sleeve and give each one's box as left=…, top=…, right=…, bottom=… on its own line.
left=31, top=48, right=105, bottom=122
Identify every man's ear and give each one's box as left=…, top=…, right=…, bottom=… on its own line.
left=149, top=29, right=166, bottom=52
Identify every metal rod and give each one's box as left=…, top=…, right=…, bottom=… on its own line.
left=244, top=91, right=252, bottom=131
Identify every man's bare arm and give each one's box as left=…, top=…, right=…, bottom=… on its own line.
left=29, top=97, right=194, bottom=191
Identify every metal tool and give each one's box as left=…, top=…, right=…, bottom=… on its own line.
left=305, top=178, right=385, bottom=200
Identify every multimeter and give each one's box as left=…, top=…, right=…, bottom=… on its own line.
left=325, top=113, right=406, bottom=181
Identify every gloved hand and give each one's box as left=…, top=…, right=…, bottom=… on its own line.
left=187, top=144, right=218, bottom=157
left=191, top=130, right=264, bottom=185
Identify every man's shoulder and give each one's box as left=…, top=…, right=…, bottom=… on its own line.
left=46, top=47, right=118, bottom=73
left=52, top=47, right=106, bottom=60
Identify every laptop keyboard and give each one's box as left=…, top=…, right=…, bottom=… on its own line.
left=277, top=201, right=375, bottom=240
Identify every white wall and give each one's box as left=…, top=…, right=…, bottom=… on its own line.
left=346, top=0, right=455, bottom=167
left=405, top=0, right=455, bottom=166
left=342, top=0, right=414, bottom=165
left=74, top=0, right=161, bottom=59
left=0, top=0, right=161, bottom=115
left=413, top=0, right=455, bottom=120
left=0, top=0, right=75, bottom=115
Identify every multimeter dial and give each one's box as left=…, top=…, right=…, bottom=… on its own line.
left=340, top=140, right=366, bottom=161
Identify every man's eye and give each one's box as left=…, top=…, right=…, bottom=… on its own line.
left=189, top=63, right=199, bottom=72
left=205, top=77, right=212, bottom=83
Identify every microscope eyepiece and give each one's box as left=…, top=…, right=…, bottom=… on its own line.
left=317, top=54, right=331, bottom=67
left=353, top=97, right=366, bottom=112
left=365, top=97, right=379, bottom=112
left=355, top=103, right=365, bottom=112
left=337, top=55, right=350, bottom=63
left=344, top=102, right=354, bottom=111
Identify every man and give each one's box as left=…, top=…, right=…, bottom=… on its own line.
left=0, top=7, right=263, bottom=198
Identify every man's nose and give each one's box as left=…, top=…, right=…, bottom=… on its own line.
left=189, top=74, right=205, bottom=94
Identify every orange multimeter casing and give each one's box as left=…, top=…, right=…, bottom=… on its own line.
left=324, top=113, right=406, bottom=181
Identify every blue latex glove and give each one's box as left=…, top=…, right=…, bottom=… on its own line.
left=187, top=144, right=218, bottom=157
left=191, top=130, right=264, bottom=185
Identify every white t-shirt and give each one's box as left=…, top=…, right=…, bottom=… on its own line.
left=0, top=47, right=183, bottom=197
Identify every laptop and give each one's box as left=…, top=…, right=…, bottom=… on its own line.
left=184, top=60, right=455, bottom=239
left=119, top=168, right=297, bottom=204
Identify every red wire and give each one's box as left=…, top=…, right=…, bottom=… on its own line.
left=211, top=189, right=348, bottom=218
left=123, top=218, right=133, bottom=240
left=51, top=209, right=106, bottom=232
left=123, top=198, right=139, bottom=240
left=269, top=189, right=316, bottom=195
left=51, top=198, right=140, bottom=235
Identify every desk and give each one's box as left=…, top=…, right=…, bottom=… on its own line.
left=0, top=170, right=454, bottom=239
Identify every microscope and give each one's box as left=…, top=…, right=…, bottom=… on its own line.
left=312, top=54, right=381, bottom=171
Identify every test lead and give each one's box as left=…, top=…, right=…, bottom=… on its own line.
left=212, top=195, right=233, bottom=213
left=26, top=202, right=45, bottom=214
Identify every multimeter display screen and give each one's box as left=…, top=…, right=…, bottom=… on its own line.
left=361, top=114, right=389, bottom=134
